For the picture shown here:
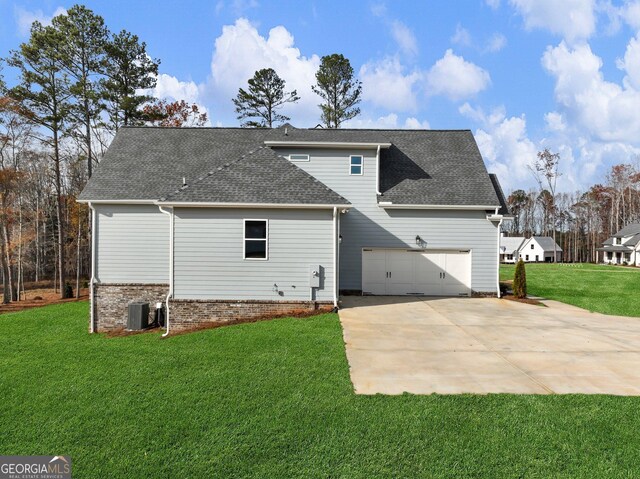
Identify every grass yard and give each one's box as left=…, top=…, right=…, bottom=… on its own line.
left=1, top=304, right=640, bottom=477
left=500, top=263, right=640, bottom=317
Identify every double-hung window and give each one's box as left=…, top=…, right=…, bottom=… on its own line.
left=350, top=155, right=363, bottom=175
left=244, top=219, right=268, bottom=260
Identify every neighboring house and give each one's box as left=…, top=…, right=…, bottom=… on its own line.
left=499, top=235, right=525, bottom=263
left=78, top=124, right=508, bottom=333
left=500, top=235, right=562, bottom=263
left=597, top=223, right=640, bottom=265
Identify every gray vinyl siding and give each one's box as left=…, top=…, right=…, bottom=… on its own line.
left=173, top=208, right=335, bottom=301
left=276, top=148, right=499, bottom=293
left=95, top=204, right=169, bottom=283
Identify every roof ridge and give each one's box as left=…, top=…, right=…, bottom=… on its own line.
left=159, top=145, right=266, bottom=201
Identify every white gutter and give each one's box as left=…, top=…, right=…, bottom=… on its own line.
left=88, top=202, right=96, bottom=333
left=158, top=206, right=174, bottom=337
left=375, top=144, right=381, bottom=195
left=77, top=199, right=156, bottom=204
left=381, top=204, right=500, bottom=210
left=264, top=141, right=392, bottom=149
left=332, top=207, right=338, bottom=309
left=155, top=201, right=351, bottom=209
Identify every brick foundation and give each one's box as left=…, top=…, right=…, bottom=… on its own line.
left=93, top=283, right=333, bottom=333
left=168, top=299, right=333, bottom=332
left=93, top=283, right=169, bottom=332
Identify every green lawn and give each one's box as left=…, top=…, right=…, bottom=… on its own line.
left=500, top=263, right=640, bottom=317
left=1, top=303, right=640, bottom=477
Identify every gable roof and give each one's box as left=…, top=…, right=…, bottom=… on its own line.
left=527, top=236, right=563, bottom=252
left=489, top=173, right=510, bottom=215
left=500, top=236, right=525, bottom=254
left=159, top=146, right=348, bottom=206
left=615, top=223, right=640, bottom=237
left=78, top=125, right=501, bottom=207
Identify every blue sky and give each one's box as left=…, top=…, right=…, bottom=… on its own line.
left=2, top=0, right=640, bottom=193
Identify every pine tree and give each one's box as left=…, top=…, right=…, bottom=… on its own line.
left=53, top=4, right=108, bottom=179
left=312, top=54, right=362, bottom=128
left=101, top=30, right=159, bottom=130
left=9, top=21, right=72, bottom=299
left=233, top=68, right=299, bottom=128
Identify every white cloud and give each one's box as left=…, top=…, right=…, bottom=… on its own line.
left=207, top=18, right=321, bottom=126
left=370, top=2, right=387, bottom=17
left=451, top=24, right=472, bottom=47
left=14, top=6, right=66, bottom=37
left=146, top=74, right=211, bottom=126
left=542, top=41, right=640, bottom=143
left=624, top=1, right=640, bottom=29
left=485, top=0, right=501, bottom=9
left=617, top=33, right=640, bottom=91
left=390, top=20, right=418, bottom=56
left=344, top=113, right=430, bottom=129
left=426, top=50, right=491, bottom=100
left=544, top=111, right=566, bottom=131
left=509, top=0, right=596, bottom=43
left=359, top=57, right=421, bottom=112
left=486, top=33, right=507, bottom=53
left=460, top=103, right=538, bottom=190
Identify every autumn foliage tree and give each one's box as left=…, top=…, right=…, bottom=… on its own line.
left=142, top=99, right=208, bottom=127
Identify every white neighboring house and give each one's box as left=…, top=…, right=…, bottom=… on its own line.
left=598, top=223, right=640, bottom=266
left=500, top=235, right=562, bottom=263
left=499, top=235, right=525, bottom=263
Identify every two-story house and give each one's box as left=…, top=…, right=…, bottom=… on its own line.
left=500, top=235, right=562, bottom=263
left=598, top=223, right=640, bottom=265
left=78, top=124, right=508, bottom=333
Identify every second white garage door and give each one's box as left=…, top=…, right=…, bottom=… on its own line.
left=362, top=248, right=471, bottom=296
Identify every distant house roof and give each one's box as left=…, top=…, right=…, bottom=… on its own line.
left=500, top=236, right=525, bottom=254
left=159, top=146, right=348, bottom=206
left=600, top=223, right=640, bottom=249
left=78, top=125, right=502, bottom=208
left=529, top=236, right=563, bottom=252
left=615, top=223, right=640, bottom=237
left=596, top=245, right=633, bottom=252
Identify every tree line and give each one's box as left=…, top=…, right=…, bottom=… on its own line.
left=0, top=4, right=365, bottom=303
left=507, top=154, right=640, bottom=263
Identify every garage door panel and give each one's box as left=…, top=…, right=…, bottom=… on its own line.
left=362, top=249, right=471, bottom=297
left=415, top=253, right=443, bottom=295
left=362, top=250, right=387, bottom=295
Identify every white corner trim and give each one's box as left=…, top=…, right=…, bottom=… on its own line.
left=332, top=207, right=338, bottom=308
left=375, top=144, right=381, bottom=195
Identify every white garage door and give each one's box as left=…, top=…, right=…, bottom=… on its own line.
left=362, top=249, right=471, bottom=296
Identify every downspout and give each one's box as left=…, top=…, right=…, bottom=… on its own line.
left=88, top=202, right=96, bottom=333
left=496, top=210, right=503, bottom=299
left=332, top=207, right=338, bottom=309
left=158, top=206, right=174, bottom=337
left=375, top=144, right=381, bottom=195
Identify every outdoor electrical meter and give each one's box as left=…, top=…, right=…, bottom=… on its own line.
left=309, top=265, right=321, bottom=288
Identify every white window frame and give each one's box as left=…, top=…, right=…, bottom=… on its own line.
left=243, top=219, right=269, bottom=261
left=349, top=155, right=363, bottom=175
left=289, top=153, right=310, bottom=162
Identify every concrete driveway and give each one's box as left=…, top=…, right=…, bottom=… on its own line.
left=339, top=296, right=640, bottom=395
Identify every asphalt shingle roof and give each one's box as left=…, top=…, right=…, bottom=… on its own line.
left=615, top=223, right=640, bottom=237
left=531, top=236, right=563, bottom=252
left=500, top=236, right=525, bottom=254
left=160, top=146, right=348, bottom=205
left=78, top=124, right=501, bottom=207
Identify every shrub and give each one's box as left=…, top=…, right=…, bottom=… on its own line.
left=63, top=283, right=74, bottom=299
left=513, top=259, right=527, bottom=299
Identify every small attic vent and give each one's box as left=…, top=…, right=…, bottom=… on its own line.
left=182, top=177, right=187, bottom=187
left=284, top=127, right=288, bottom=136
